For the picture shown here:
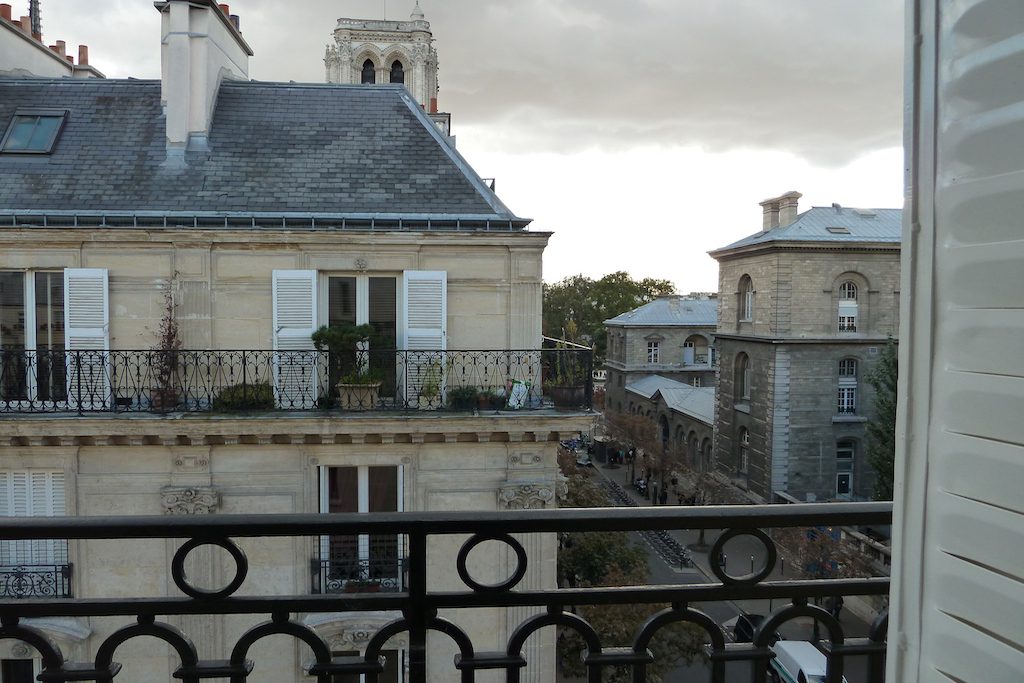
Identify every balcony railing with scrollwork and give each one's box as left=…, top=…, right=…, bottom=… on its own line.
left=0, top=345, right=592, bottom=414
left=311, top=554, right=407, bottom=594
left=0, top=562, right=73, bottom=598
left=0, top=503, right=890, bottom=682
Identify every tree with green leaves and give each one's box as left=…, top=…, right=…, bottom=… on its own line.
left=865, top=339, right=898, bottom=500
left=543, top=271, right=675, bottom=360
left=556, top=451, right=704, bottom=681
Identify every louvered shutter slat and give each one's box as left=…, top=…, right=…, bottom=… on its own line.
left=402, top=272, right=447, bottom=404
left=272, top=270, right=319, bottom=409
left=64, top=268, right=110, bottom=409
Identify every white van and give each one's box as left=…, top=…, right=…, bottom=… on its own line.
left=769, top=641, right=849, bottom=683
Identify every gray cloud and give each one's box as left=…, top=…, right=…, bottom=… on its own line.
left=44, top=0, right=902, bottom=165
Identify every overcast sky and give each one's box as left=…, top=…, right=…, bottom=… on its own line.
left=40, top=0, right=905, bottom=293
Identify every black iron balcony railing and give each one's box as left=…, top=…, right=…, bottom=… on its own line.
left=310, top=554, right=408, bottom=594
left=0, top=503, right=891, bottom=682
left=0, top=562, right=73, bottom=599
left=0, top=346, right=592, bottom=414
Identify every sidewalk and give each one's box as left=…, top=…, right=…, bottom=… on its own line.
left=590, top=460, right=874, bottom=640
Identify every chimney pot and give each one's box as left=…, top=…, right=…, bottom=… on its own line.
left=78, top=45, right=89, bottom=66
left=218, top=4, right=229, bottom=15
left=230, top=14, right=239, bottom=30
left=759, top=199, right=780, bottom=231
left=777, top=191, right=802, bottom=226
left=429, top=97, right=438, bottom=114
left=56, top=40, right=66, bottom=57
left=18, top=15, right=30, bottom=32
left=49, top=44, right=58, bottom=53
left=0, top=5, right=12, bottom=22
left=65, top=55, right=74, bottom=63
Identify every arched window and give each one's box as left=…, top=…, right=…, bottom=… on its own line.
left=701, top=438, right=712, bottom=473
left=837, top=358, right=858, bottom=414
left=738, top=428, right=750, bottom=474
left=361, top=59, right=376, bottom=84
left=739, top=275, right=754, bottom=322
left=735, top=353, right=751, bottom=401
left=389, top=60, right=405, bottom=84
left=683, top=334, right=709, bottom=365
left=838, top=280, right=859, bottom=331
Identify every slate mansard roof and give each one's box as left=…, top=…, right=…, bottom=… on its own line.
left=604, top=296, right=717, bottom=327
left=710, top=206, right=902, bottom=255
left=0, top=78, right=519, bottom=222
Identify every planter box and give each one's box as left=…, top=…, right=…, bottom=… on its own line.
left=548, top=385, right=585, bottom=409
left=336, top=381, right=381, bottom=410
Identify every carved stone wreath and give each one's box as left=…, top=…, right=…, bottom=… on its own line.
left=161, top=486, right=219, bottom=515
left=499, top=482, right=561, bottom=509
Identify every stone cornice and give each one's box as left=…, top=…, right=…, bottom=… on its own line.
left=710, top=240, right=901, bottom=261
left=713, top=334, right=897, bottom=345
left=0, top=413, right=594, bottom=448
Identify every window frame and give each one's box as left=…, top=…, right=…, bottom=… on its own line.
left=647, top=341, right=661, bottom=364
left=735, top=352, right=751, bottom=401
left=739, top=275, right=754, bottom=322
left=0, top=109, right=68, bottom=154
left=738, top=428, right=750, bottom=474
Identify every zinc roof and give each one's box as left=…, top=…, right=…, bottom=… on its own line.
left=711, top=206, right=902, bottom=254
left=625, top=375, right=714, bottom=425
left=605, top=296, right=717, bottom=327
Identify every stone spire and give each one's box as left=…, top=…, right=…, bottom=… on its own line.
left=410, top=1, right=424, bottom=20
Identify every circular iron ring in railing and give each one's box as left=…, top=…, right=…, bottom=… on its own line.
left=707, top=527, right=777, bottom=585
left=171, top=537, right=248, bottom=599
left=456, top=533, right=528, bottom=593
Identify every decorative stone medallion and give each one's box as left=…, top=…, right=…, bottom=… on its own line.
left=161, top=486, right=219, bottom=515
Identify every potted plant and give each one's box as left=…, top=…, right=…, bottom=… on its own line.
left=311, top=323, right=383, bottom=410
left=150, top=278, right=182, bottom=412
left=447, top=385, right=479, bottom=411
left=417, top=358, right=443, bottom=408
left=477, top=387, right=505, bottom=411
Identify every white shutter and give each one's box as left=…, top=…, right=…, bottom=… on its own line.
left=272, top=270, right=319, bottom=409
left=402, top=271, right=447, bottom=405
left=64, top=268, right=110, bottom=410
left=0, top=470, right=64, bottom=565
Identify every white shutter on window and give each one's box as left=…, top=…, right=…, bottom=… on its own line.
left=64, top=268, right=110, bottom=409
left=402, top=271, right=447, bottom=405
left=0, top=470, right=65, bottom=565
left=272, top=270, right=319, bottom=409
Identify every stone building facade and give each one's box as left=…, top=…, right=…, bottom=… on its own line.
left=709, top=192, right=901, bottom=502
left=622, top=376, right=715, bottom=474
left=604, top=295, right=717, bottom=415
left=0, top=2, right=588, bottom=681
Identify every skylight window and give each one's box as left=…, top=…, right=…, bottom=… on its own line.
left=826, top=226, right=851, bottom=234
left=0, top=110, right=67, bottom=153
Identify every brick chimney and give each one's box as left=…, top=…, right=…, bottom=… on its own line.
left=155, top=0, right=253, bottom=165
left=759, top=191, right=803, bottom=231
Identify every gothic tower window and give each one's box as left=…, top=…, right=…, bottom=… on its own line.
left=361, top=59, right=376, bottom=84
left=390, top=60, right=405, bottom=84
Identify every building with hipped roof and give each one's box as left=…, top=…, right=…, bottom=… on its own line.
left=604, top=294, right=718, bottom=415
left=0, top=2, right=589, bottom=681
left=709, top=191, right=901, bottom=503
left=622, top=375, right=715, bottom=474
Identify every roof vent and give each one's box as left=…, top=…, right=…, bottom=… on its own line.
left=854, top=209, right=877, bottom=218
left=826, top=226, right=851, bottom=234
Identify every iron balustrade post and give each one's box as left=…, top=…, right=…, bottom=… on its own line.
left=407, top=529, right=428, bottom=682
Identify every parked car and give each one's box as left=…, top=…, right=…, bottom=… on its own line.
left=732, top=613, right=780, bottom=645
left=575, top=454, right=594, bottom=467
left=769, top=640, right=849, bottom=683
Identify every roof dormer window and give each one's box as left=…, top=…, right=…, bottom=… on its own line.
left=1, top=110, right=68, bottom=154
